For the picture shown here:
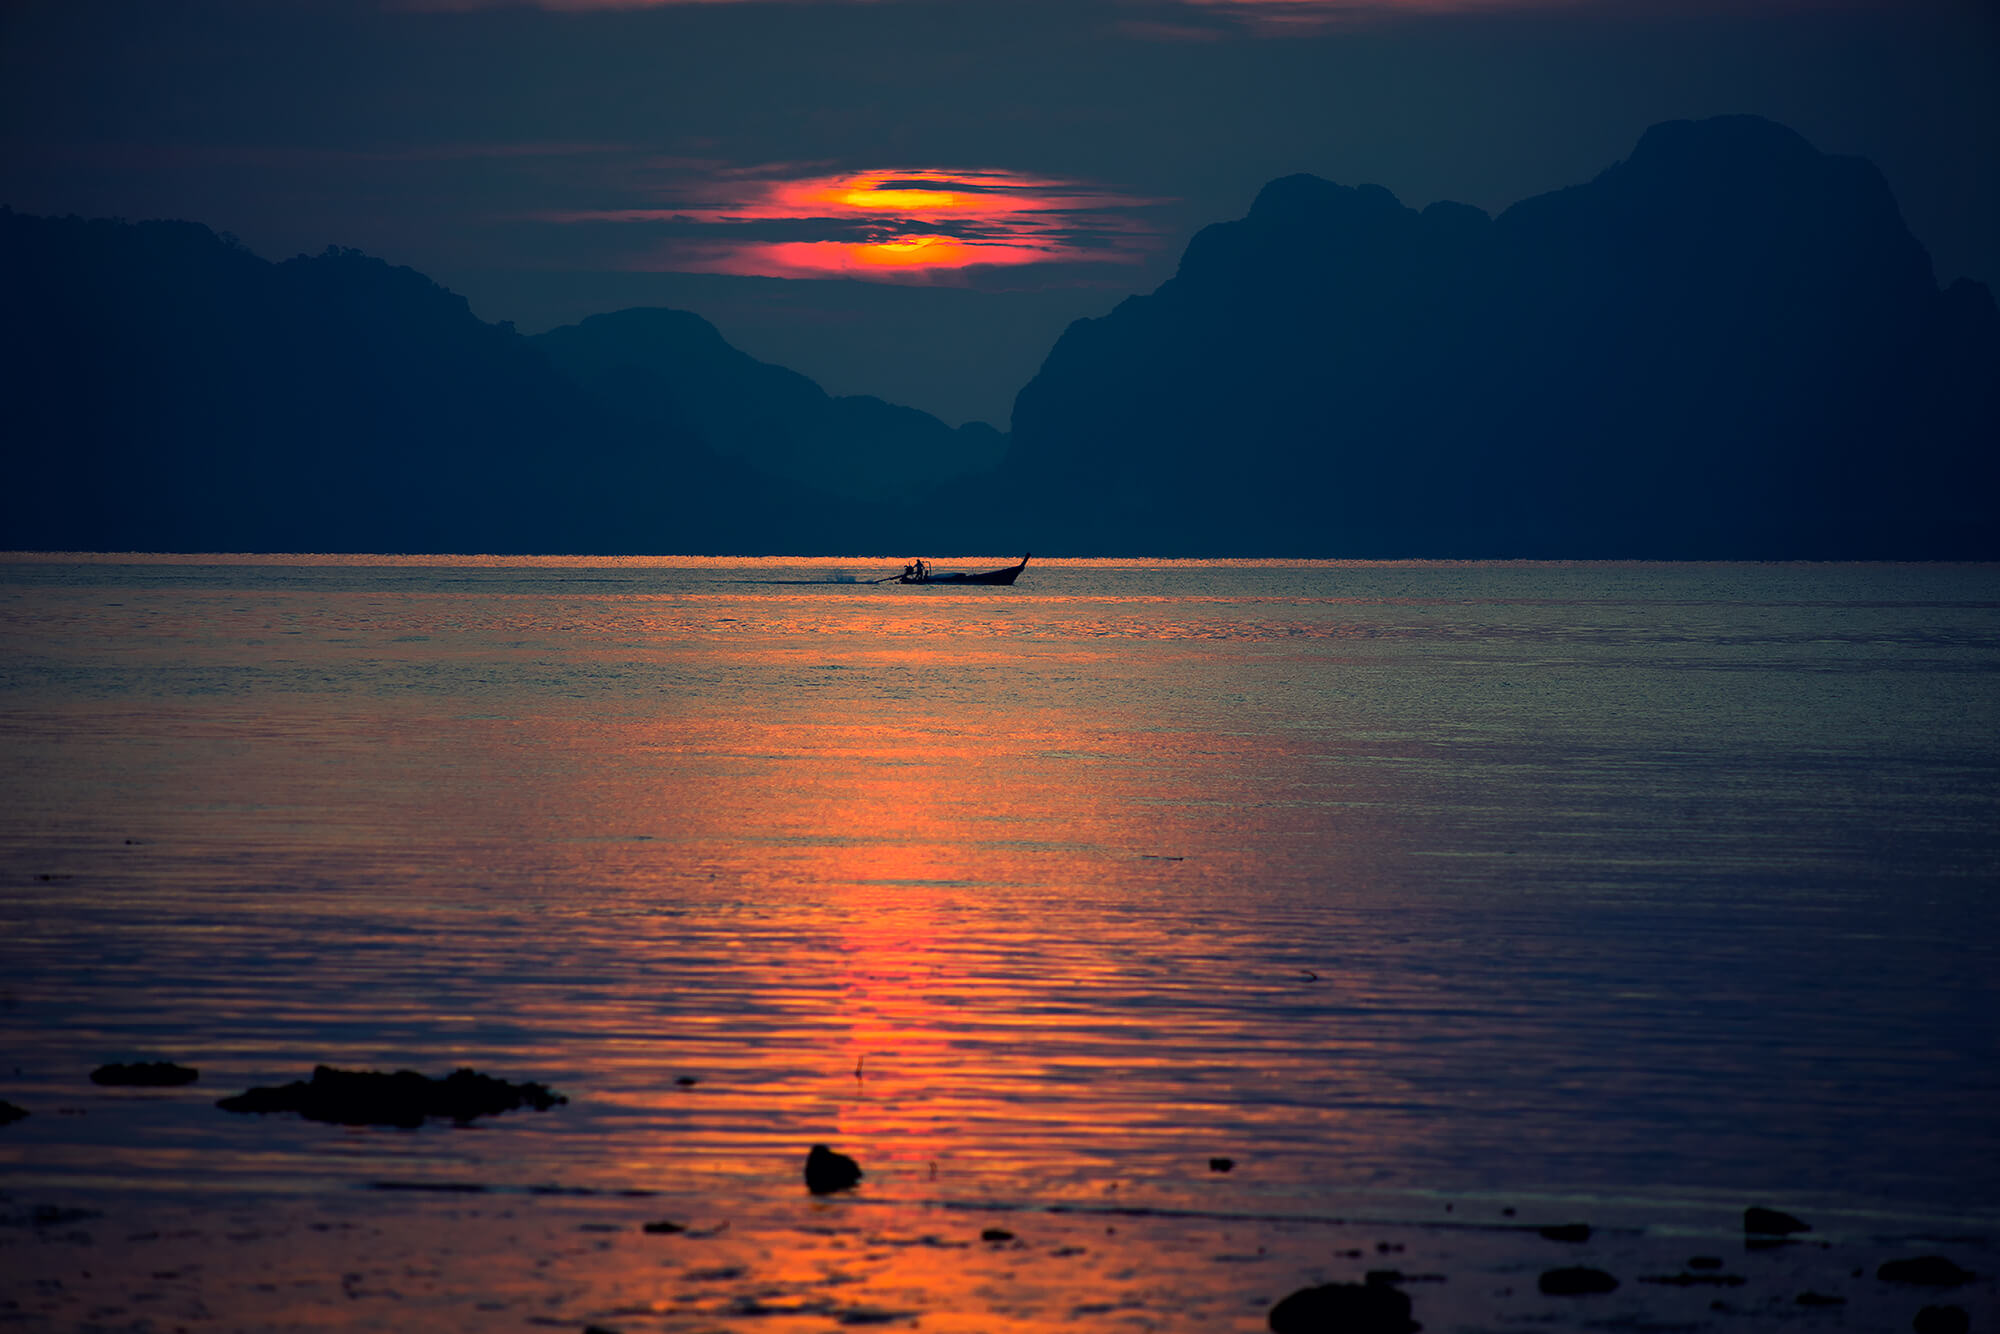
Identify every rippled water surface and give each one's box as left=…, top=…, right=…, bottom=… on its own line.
left=3, top=556, right=1998, bottom=1330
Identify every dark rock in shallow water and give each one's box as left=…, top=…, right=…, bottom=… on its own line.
left=804, top=1143, right=862, bottom=1195
left=1209, top=1157, right=1235, bottom=1172
left=1267, top=1280, right=1417, bottom=1333
left=1539, top=1266, right=1619, bottom=1296
left=1688, top=1255, right=1724, bottom=1269
left=1795, top=1290, right=1846, bottom=1306
left=1914, top=1304, right=1970, bottom=1334
left=1537, top=1223, right=1591, bottom=1242
left=91, top=1061, right=198, bottom=1087
left=1878, top=1256, right=1974, bottom=1286
left=981, top=1228, right=1015, bottom=1242
left=0, top=1100, right=27, bottom=1126
left=640, top=1220, right=685, bottom=1235
left=1744, top=1206, right=1811, bottom=1235
left=216, top=1065, right=565, bottom=1127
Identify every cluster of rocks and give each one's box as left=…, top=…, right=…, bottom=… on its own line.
left=1264, top=1205, right=1980, bottom=1333
left=1, top=1061, right=207, bottom=1124
left=217, top=1065, right=567, bottom=1127
left=1, top=1060, right=568, bottom=1132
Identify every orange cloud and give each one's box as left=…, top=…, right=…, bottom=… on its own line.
left=542, top=166, right=1166, bottom=282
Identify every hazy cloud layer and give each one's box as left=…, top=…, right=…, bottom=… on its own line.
left=539, top=166, right=1166, bottom=281
left=4, top=0, right=1989, bottom=424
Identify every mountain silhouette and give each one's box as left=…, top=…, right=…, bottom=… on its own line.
left=0, top=210, right=903, bottom=553
left=5, top=116, right=1994, bottom=557
left=533, top=308, right=1005, bottom=506
left=1006, top=115, right=1999, bottom=557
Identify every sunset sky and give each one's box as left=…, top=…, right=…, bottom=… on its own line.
left=2, top=0, right=1992, bottom=425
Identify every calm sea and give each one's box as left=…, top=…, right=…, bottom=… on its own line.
left=3, top=556, right=1997, bottom=1330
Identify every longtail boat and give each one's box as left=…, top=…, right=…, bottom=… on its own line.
left=894, top=554, right=1030, bottom=585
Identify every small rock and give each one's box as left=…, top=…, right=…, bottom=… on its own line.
left=1365, top=1269, right=1403, bottom=1286
left=90, top=1062, right=198, bottom=1087
left=640, top=1220, right=685, bottom=1235
left=1538, top=1223, right=1591, bottom=1243
left=1688, top=1255, right=1723, bottom=1270
left=0, top=1100, right=26, bottom=1126
left=1744, top=1206, right=1810, bottom=1235
left=1539, top=1266, right=1619, bottom=1296
left=1210, top=1157, right=1235, bottom=1173
left=805, top=1144, right=862, bottom=1195
left=1267, top=1281, right=1417, bottom=1333
left=980, top=1228, right=1014, bottom=1243
left=1878, top=1256, right=1973, bottom=1287
left=1914, top=1305, right=1970, bottom=1334
left=1501, top=1207, right=1516, bottom=1217
left=674, top=1076, right=698, bottom=1087
left=1795, top=1291, right=1846, bottom=1306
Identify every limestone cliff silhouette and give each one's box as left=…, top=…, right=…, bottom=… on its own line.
left=5, top=115, right=1994, bottom=556
left=1006, top=116, right=1999, bottom=557
left=0, top=211, right=907, bottom=553
left=533, top=308, right=1005, bottom=506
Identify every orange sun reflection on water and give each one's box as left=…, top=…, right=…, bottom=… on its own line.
left=0, top=570, right=1465, bottom=1329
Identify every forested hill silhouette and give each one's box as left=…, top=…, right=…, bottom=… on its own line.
left=1007, top=115, right=2000, bottom=557
left=5, top=115, right=1995, bottom=557
left=533, top=309, right=1005, bottom=505
left=0, top=211, right=964, bottom=553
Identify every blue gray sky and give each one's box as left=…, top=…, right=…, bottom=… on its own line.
left=2, top=0, right=1993, bottom=425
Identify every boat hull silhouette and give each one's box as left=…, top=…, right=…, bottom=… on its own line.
left=900, top=555, right=1030, bottom=585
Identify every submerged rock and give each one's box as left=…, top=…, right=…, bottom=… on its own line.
left=640, top=1220, right=685, bottom=1235
left=1267, top=1280, right=1417, bottom=1333
left=1539, top=1266, right=1619, bottom=1296
left=0, top=1100, right=26, bottom=1126
left=91, top=1061, right=199, bottom=1087
left=980, top=1228, right=1015, bottom=1243
left=1795, top=1291, right=1846, bottom=1306
left=1744, top=1206, right=1811, bottom=1235
left=216, top=1065, right=565, bottom=1127
left=1537, top=1223, right=1591, bottom=1242
left=1210, top=1157, right=1235, bottom=1172
left=804, top=1143, right=862, bottom=1195
left=1914, top=1305, right=1970, bottom=1334
left=1878, top=1256, right=1974, bottom=1286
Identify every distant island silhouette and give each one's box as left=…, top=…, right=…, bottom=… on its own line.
left=1007, top=116, right=1999, bottom=558
left=4, top=115, right=1994, bottom=557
